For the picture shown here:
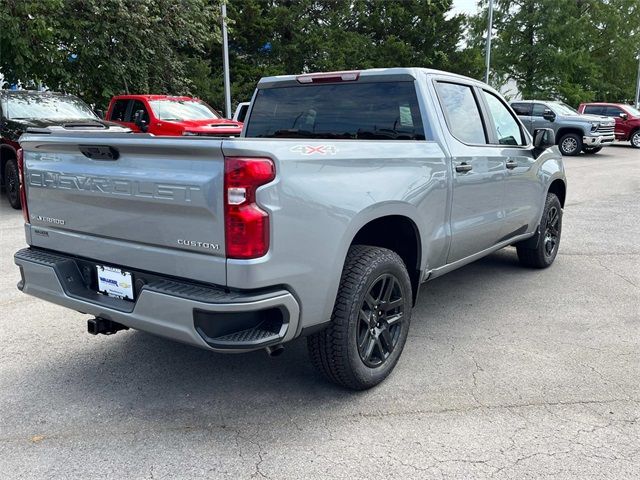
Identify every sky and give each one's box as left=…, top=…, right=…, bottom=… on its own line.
left=451, top=0, right=480, bottom=16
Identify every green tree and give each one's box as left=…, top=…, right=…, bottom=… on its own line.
left=588, top=0, right=640, bottom=103
left=201, top=0, right=480, bottom=109
left=469, top=0, right=639, bottom=105
left=1, top=0, right=221, bottom=108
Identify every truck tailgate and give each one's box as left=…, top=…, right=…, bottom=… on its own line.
left=20, top=133, right=227, bottom=285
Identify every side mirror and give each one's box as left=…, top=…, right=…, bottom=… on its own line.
left=620, top=112, right=628, bottom=120
left=94, top=109, right=104, bottom=119
left=533, top=128, right=555, bottom=155
left=542, top=109, right=556, bottom=122
left=133, top=109, right=149, bottom=132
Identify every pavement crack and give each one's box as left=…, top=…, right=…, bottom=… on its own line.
left=594, top=257, right=639, bottom=289
left=470, top=356, right=486, bottom=407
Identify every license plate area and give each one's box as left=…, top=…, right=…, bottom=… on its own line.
left=96, top=265, right=135, bottom=301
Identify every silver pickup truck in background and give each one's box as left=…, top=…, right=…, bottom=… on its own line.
left=511, top=100, right=616, bottom=156
left=14, top=68, right=566, bottom=389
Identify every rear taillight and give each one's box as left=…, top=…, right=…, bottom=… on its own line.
left=224, top=157, right=275, bottom=259
left=16, top=148, right=29, bottom=222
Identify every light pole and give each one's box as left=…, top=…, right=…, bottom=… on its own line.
left=221, top=2, right=232, bottom=119
left=484, top=0, right=495, bottom=85
left=635, top=55, right=640, bottom=109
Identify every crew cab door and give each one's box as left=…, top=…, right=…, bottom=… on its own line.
left=531, top=103, right=554, bottom=131
left=433, top=80, right=505, bottom=263
left=126, top=100, right=151, bottom=133
left=478, top=90, right=541, bottom=241
left=604, top=105, right=628, bottom=139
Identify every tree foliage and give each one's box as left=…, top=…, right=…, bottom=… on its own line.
left=1, top=0, right=220, bottom=107
left=469, top=0, right=640, bottom=105
left=1, top=0, right=637, bottom=112
left=199, top=0, right=480, bottom=109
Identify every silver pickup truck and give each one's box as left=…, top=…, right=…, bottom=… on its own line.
left=510, top=100, right=616, bottom=155
left=14, top=68, right=566, bottom=389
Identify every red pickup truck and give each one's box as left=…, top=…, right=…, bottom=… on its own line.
left=105, top=94, right=243, bottom=137
left=578, top=102, right=640, bottom=148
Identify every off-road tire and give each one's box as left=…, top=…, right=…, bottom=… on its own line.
left=516, top=193, right=562, bottom=268
left=4, top=158, right=21, bottom=209
left=307, top=245, right=412, bottom=390
left=558, top=133, right=582, bottom=156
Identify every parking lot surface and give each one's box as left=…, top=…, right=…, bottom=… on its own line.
left=1, top=144, right=638, bottom=479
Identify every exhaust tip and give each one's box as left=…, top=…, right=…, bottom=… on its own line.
left=265, top=345, right=285, bottom=357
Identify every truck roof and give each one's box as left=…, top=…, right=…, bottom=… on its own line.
left=580, top=102, right=628, bottom=107
left=257, top=67, right=485, bottom=89
left=110, top=94, right=201, bottom=102
left=510, top=100, right=563, bottom=104
left=0, top=90, right=71, bottom=97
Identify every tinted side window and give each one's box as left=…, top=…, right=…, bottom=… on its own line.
left=583, top=105, right=604, bottom=115
left=110, top=100, right=129, bottom=122
left=130, top=100, right=149, bottom=122
left=605, top=106, right=624, bottom=117
left=435, top=82, right=486, bottom=145
left=482, top=91, right=525, bottom=146
left=246, top=81, right=425, bottom=140
left=532, top=104, right=548, bottom=117
left=511, top=103, right=531, bottom=116
left=237, top=104, right=248, bottom=123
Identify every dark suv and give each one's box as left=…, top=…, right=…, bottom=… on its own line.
left=0, top=90, right=129, bottom=208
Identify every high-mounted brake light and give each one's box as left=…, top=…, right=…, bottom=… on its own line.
left=224, top=157, right=275, bottom=259
left=16, top=148, right=29, bottom=222
left=296, top=71, right=360, bottom=84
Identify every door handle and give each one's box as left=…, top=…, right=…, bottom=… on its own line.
left=505, top=160, right=518, bottom=169
left=455, top=162, right=473, bottom=173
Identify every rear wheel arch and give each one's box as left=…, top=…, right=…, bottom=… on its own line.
left=350, top=215, right=422, bottom=304
left=0, top=144, right=17, bottom=185
left=548, top=178, right=566, bottom=208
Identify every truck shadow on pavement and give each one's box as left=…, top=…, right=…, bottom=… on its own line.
left=8, top=247, right=549, bottom=425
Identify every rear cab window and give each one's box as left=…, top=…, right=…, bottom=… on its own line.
left=434, top=82, right=487, bottom=145
left=511, top=103, right=532, bottom=116
left=583, top=105, right=604, bottom=116
left=245, top=81, right=425, bottom=140
left=109, top=100, right=129, bottom=122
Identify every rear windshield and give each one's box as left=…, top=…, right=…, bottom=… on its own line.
left=245, top=81, right=425, bottom=140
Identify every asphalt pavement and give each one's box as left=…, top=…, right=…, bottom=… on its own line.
left=0, top=143, right=638, bottom=479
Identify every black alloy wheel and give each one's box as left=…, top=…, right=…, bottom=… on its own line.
left=357, top=273, right=406, bottom=368
left=307, top=245, right=413, bottom=390
left=5, top=159, right=22, bottom=209
left=543, top=204, right=560, bottom=260
left=516, top=192, right=562, bottom=268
